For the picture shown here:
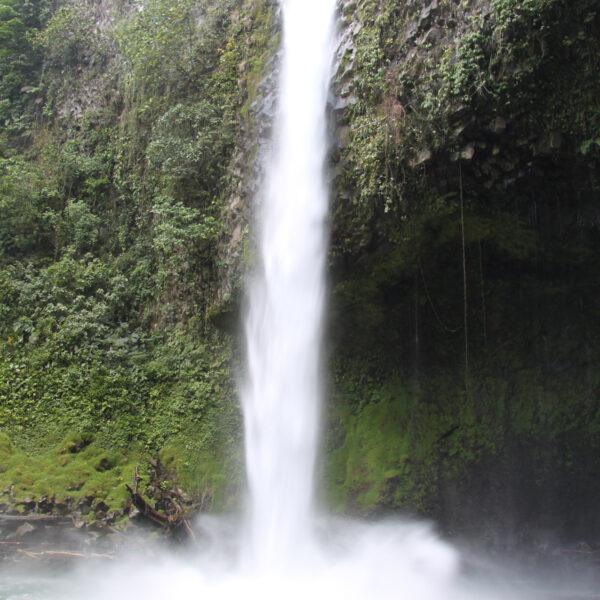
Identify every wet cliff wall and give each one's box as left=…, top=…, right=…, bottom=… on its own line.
left=1, top=0, right=599, bottom=547
left=324, top=0, right=600, bottom=546
left=0, top=0, right=280, bottom=523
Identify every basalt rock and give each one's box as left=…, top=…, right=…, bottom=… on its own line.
left=325, top=0, right=600, bottom=545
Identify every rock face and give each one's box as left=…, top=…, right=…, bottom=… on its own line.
left=211, top=33, right=282, bottom=329
left=322, top=0, right=600, bottom=546
left=1, top=0, right=599, bottom=549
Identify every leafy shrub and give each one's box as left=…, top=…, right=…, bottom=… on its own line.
left=147, top=102, right=225, bottom=194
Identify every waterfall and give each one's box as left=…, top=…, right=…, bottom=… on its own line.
left=1, top=2, right=577, bottom=599
left=241, top=0, right=337, bottom=570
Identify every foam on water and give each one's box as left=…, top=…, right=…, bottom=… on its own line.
left=4, top=516, right=553, bottom=600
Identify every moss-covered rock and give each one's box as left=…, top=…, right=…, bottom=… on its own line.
left=325, top=0, right=600, bottom=543
left=0, top=431, right=135, bottom=521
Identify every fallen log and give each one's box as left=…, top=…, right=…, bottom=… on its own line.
left=16, top=549, right=114, bottom=560
left=126, top=484, right=172, bottom=529
left=125, top=466, right=196, bottom=542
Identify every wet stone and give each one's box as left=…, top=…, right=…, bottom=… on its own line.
left=412, top=148, right=432, bottom=166
left=15, top=522, right=36, bottom=538
left=461, top=145, right=475, bottom=160
left=93, top=501, right=110, bottom=514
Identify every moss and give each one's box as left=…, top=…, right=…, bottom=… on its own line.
left=0, top=432, right=143, bottom=519
left=326, top=328, right=600, bottom=535
left=328, top=0, right=600, bottom=533
left=0, top=432, right=13, bottom=458
left=327, top=383, right=413, bottom=511
left=154, top=350, right=243, bottom=511
left=60, top=431, right=94, bottom=454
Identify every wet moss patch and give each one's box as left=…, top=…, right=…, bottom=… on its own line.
left=0, top=432, right=138, bottom=523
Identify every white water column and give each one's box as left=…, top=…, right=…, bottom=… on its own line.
left=241, top=0, right=337, bottom=571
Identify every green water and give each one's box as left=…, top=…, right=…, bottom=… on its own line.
left=0, top=581, right=47, bottom=600
left=0, top=572, right=68, bottom=600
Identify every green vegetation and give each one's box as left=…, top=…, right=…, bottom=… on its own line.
left=336, top=0, right=600, bottom=246
left=0, top=0, right=599, bottom=542
left=326, top=0, right=600, bottom=538
left=0, top=0, right=278, bottom=516
left=0, top=430, right=136, bottom=522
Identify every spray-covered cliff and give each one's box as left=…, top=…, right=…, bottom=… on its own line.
left=1, top=0, right=599, bottom=549
left=325, top=0, right=600, bottom=545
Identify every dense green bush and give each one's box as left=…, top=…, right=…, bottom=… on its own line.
left=0, top=0, right=278, bottom=514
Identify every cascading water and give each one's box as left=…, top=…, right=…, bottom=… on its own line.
left=241, top=0, right=337, bottom=570
left=0, top=2, right=589, bottom=599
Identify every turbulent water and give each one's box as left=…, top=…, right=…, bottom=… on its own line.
left=1, top=1, right=597, bottom=599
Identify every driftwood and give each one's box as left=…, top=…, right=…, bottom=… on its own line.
left=16, top=549, right=114, bottom=560
left=125, top=465, right=196, bottom=542
left=126, top=484, right=172, bottom=529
